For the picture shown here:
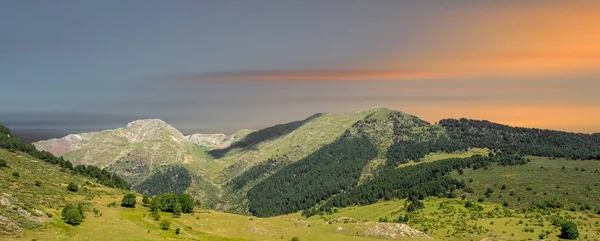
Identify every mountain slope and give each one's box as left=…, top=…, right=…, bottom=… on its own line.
left=0, top=149, right=128, bottom=237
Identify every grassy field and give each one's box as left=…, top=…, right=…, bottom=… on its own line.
left=398, top=148, right=489, bottom=168
left=454, top=156, right=600, bottom=211
left=318, top=197, right=600, bottom=241
left=10, top=194, right=434, bottom=241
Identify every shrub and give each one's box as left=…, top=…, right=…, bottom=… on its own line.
left=107, top=201, right=117, bottom=208
left=0, top=159, right=6, bottom=167
left=62, top=203, right=85, bottom=225
left=175, top=227, right=181, bottom=235
left=142, top=195, right=150, bottom=207
left=152, top=210, right=160, bottom=220
left=34, top=180, right=42, bottom=187
left=160, top=220, right=170, bottom=230
left=12, top=171, right=19, bottom=178
left=67, top=182, right=78, bottom=192
left=121, top=193, right=137, bottom=208
left=560, top=221, right=579, bottom=239
left=501, top=184, right=507, bottom=190
left=291, top=237, right=300, bottom=241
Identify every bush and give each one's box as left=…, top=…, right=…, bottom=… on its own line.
left=151, top=210, right=160, bottom=220
left=0, top=159, right=6, bottom=168
left=175, top=227, right=181, bottom=235
left=560, top=221, right=579, bottom=239
left=107, top=201, right=117, bottom=208
left=121, top=193, right=137, bottom=208
left=67, top=182, right=78, bottom=192
left=142, top=195, right=150, bottom=207
left=291, top=237, right=300, bottom=241
left=62, top=203, right=85, bottom=225
left=160, top=220, right=171, bottom=230
left=12, top=171, right=19, bottom=178
left=34, top=180, right=42, bottom=187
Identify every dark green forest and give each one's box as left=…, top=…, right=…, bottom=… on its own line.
left=209, top=113, right=323, bottom=158
left=439, top=118, right=600, bottom=160
left=247, top=132, right=378, bottom=217
left=228, top=158, right=284, bottom=190
left=134, top=166, right=192, bottom=196
left=0, top=125, right=129, bottom=190
left=324, top=153, right=527, bottom=210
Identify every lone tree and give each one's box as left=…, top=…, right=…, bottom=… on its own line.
left=67, top=182, right=78, bottom=192
left=142, top=194, right=151, bottom=207
left=121, top=193, right=137, bottom=208
left=62, top=203, right=85, bottom=225
left=560, top=221, right=579, bottom=239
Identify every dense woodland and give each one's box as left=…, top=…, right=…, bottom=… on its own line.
left=440, top=118, right=600, bottom=160
left=324, top=153, right=527, bottom=211
left=134, top=166, right=192, bottom=196
left=209, top=113, right=323, bottom=158
left=0, top=125, right=129, bottom=189
left=228, top=158, right=284, bottom=190
left=247, top=132, right=377, bottom=217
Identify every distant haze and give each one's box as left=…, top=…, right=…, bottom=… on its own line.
left=2, top=1, right=599, bottom=142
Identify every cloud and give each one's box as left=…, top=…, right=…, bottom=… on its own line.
left=284, top=96, right=487, bottom=103
left=167, top=70, right=456, bottom=82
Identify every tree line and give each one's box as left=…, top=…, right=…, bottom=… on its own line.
left=0, top=125, right=130, bottom=190
left=439, top=118, right=600, bottom=160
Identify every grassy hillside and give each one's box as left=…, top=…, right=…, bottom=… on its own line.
left=0, top=149, right=128, bottom=237
left=454, top=156, right=600, bottom=211
left=318, top=197, right=600, bottom=241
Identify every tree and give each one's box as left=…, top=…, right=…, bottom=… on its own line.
left=67, top=182, right=78, bottom=192
left=160, top=220, right=170, bottom=230
left=178, top=194, right=194, bottom=213
left=560, top=221, right=579, bottom=239
left=62, top=203, right=85, bottom=225
left=142, top=194, right=151, bottom=207
left=121, top=193, right=137, bottom=208
left=151, top=210, right=160, bottom=220
left=173, top=202, right=182, bottom=218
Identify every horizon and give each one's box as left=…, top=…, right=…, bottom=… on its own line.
left=10, top=106, right=600, bottom=143
left=2, top=1, right=599, bottom=142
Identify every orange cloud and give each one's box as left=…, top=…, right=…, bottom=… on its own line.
left=184, top=70, right=456, bottom=82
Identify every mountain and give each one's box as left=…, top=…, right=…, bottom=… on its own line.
left=6, top=107, right=600, bottom=240
left=32, top=107, right=600, bottom=216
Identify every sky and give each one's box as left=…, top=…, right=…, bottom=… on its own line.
left=1, top=0, right=599, bottom=142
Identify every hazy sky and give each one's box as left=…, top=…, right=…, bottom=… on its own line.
left=1, top=0, right=599, bottom=142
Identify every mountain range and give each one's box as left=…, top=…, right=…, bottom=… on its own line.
left=32, top=107, right=600, bottom=215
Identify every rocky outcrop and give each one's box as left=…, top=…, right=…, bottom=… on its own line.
left=185, top=133, right=235, bottom=148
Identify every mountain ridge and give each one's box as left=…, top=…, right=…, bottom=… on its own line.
left=30, top=107, right=600, bottom=215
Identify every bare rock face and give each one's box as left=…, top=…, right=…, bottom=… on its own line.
left=185, top=133, right=235, bottom=148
